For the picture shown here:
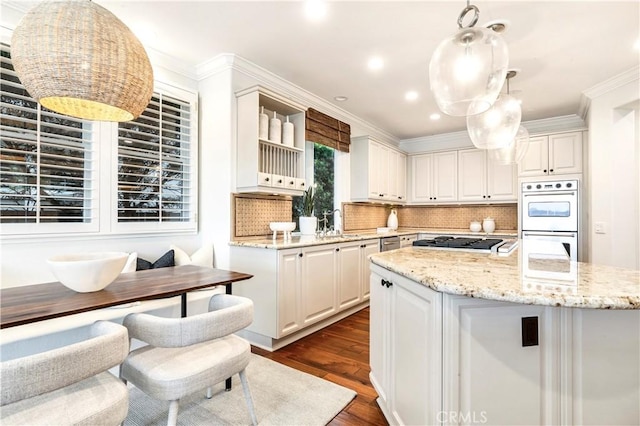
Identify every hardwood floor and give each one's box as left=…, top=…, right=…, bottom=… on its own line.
left=252, top=307, right=388, bottom=426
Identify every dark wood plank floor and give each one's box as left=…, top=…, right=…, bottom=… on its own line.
left=252, top=307, right=388, bottom=426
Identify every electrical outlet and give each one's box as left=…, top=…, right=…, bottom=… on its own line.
left=594, top=222, right=606, bottom=234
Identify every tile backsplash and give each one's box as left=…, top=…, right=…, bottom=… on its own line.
left=233, top=194, right=518, bottom=238
left=398, top=204, right=517, bottom=230
left=233, top=194, right=291, bottom=238
left=342, top=203, right=517, bottom=232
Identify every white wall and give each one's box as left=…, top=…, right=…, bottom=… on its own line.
left=585, top=69, right=640, bottom=268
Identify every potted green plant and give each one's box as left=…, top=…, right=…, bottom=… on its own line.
left=299, top=186, right=317, bottom=235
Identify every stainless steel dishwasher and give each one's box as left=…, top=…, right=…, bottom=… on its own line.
left=379, top=235, right=400, bottom=252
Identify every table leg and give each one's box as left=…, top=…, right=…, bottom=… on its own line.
left=225, top=283, right=233, bottom=390
left=181, top=293, right=188, bottom=318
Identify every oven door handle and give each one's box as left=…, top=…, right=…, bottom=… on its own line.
left=523, top=191, right=576, bottom=197
left=522, top=232, right=576, bottom=238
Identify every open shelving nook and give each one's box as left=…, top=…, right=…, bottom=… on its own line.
left=236, top=86, right=307, bottom=196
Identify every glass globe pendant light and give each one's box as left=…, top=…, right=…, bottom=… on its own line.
left=466, top=70, right=522, bottom=149
left=489, top=125, right=530, bottom=165
left=429, top=2, right=509, bottom=116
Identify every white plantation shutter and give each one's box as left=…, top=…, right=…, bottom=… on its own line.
left=117, top=89, right=196, bottom=229
left=1, top=44, right=96, bottom=232
left=0, top=42, right=197, bottom=238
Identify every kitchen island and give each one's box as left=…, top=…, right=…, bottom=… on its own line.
left=369, top=245, right=640, bottom=426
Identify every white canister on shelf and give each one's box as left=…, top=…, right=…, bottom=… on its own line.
left=387, top=208, right=398, bottom=230
left=470, top=221, right=482, bottom=233
left=282, top=115, right=294, bottom=147
left=269, top=111, right=282, bottom=143
left=482, top=217, right=495, bottom=233
left=258, top=106, right=269, bottom=140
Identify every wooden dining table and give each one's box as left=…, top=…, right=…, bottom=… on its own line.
left=0, top=265, right=253, bottom=329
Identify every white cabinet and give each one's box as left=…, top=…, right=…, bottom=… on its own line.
left=519, top=131, right=583, bottom=177
left=351, top=136, right=407, bottom=203
left=443, top=295, right=561, bottom=425
left=230, top=239, right=376, bottom=350
left=399, top=234, right=417, bottom=248
left=570, top=309, right=640, bottom=425
left=370, top=265, right=443, bottom=426
left=236, top=86, right=307, bottom=195
left=458, top=148, right=517, bottom=202
left=409, top=151, right=458, bottom=203
left=300, top=245, right=338, bottom=326
left=337, top=239, right=380, bottom=309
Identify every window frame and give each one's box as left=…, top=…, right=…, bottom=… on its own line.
left=1, top=42, right=199, bottom=240
left=111, top=82, right=198, bottom=235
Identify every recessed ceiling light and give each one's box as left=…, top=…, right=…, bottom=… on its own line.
left=367, top=56, right=384, bottom=71
left=430, top=113, right=441, bottom=120
left=405, top=91, right=419, bottom=101
left=304, top=0, right=328, bottom=22
left=334, top=96, right=348, bottom=102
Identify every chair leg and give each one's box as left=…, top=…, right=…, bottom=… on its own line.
left=167, top=400, right=179, bottom=426
left=239, top=369, right=258, bottom=426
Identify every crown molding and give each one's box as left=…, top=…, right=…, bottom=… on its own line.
left=583, top=65, right=640, bottom=100
left=146, top=48, right=198, bottom=81
left=197, top=53, right=399, bottom=147
left=400, top=115, right=587, bottom=154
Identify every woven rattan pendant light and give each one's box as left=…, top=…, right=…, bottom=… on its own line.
left=10, top=0, right=154, bottom=122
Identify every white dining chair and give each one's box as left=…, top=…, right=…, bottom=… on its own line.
left=0, top=321, right=130, bottom=425
left=120, top=293, right=258, bottom=426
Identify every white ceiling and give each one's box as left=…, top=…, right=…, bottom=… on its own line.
left=3, top=1, right=639, bottom=140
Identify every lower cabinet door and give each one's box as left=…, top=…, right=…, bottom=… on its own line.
left=442, top=295, right=561, bottom=425
left=337, top=242, right=362, bottom=310
left=571, top=309, right=640, bottom=425
left=300, top=245, right=337, bottom=325
left=369, top=272, right=390, bottom=405
left=389, top=275, right=442, bottom=426
left=277, top=250, right=302, bottom=337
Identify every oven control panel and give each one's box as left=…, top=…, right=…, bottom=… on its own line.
left=522, top=179, right=578, bottom=192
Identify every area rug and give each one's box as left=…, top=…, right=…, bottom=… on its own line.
left=124, top=353, right=356, bottom=425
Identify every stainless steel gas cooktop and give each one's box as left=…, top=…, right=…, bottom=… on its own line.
left=412, top=236, right=518, bottom=254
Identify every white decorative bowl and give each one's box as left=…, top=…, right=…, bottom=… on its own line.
left=269, top=222, right=296, bottom=232
left=470, top=221, right=482, bottom=233
left=47, top=252, right=129, bottom=293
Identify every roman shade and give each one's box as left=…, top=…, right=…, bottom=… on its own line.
left=305, top=108, right=351, bottom=153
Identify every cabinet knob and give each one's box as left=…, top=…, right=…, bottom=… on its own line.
left=543, top=169, right=547, bottom=173
left=380, top=279, right=386, bottom=287
left=290, top=180, right=294, bottom=185
left=278, top=179, right=283, bottom=183
left=549, top=169, right=554, bottom=173
left=379, top=194, right=384, bottom=197
left=487, top=195, right=491, bottom=199
left=298, top=253, right=303, bottom=257
left=301, top=182, right=305, bottom=187
left=483, top=195, right=486, bottom=198
left=265, top=177, right=270, bottom=182
left=335, top=248, right=340, bottom=252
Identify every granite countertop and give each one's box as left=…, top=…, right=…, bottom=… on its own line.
left=229, top=228, right=518, bottom=250
left=369, top=244, right=640, bottom=310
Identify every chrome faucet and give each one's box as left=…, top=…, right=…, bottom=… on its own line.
left=321, top=209, right=342, bottom=236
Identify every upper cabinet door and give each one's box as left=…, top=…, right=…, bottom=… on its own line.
left=487, top=158, right=517, bottom=201
left=458, top=149, right=487, bottom=202
left=549, top=132, right=582, bottom=175
left=433, top=151, right=458, bottom=202
left=410, top=154, right=434, bottom=203
left=518, top=136, right=549, bottom=177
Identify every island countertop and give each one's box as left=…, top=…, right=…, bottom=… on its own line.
left=369, top=246, right=640, bottom=310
